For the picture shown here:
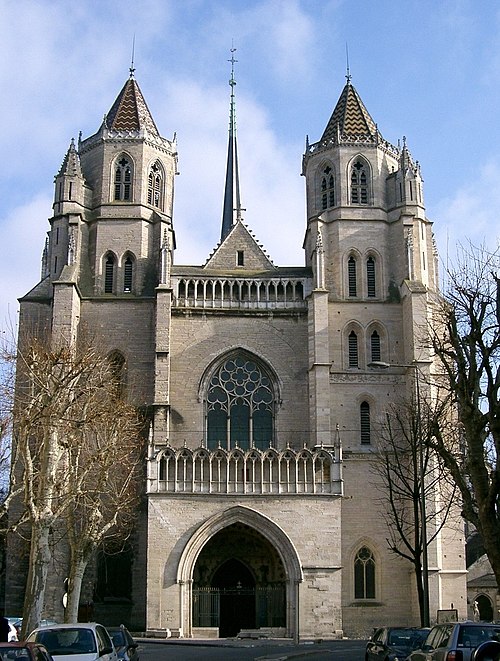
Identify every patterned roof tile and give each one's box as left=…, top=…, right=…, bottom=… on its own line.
left=321, top=81, right=378, bottom=142
left=106, top=77, right=159, bottom=136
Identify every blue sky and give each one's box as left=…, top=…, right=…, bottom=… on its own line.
left=1, top=0, right=499, bottom=327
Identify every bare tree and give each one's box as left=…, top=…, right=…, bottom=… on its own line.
left=63, top=394, right=143, bottom=622
left=428, top=243, right=500, bottom=589
left=373, top=396, right=457, bottom=626
left=6, top=333, right=143, bottom=636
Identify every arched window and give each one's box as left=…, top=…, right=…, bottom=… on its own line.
left=321, top=165, right=335, bottom=210
left=123, top=255, right=134, bottom=293
left=351, top=159, right=369, bottom=204
left=114, top=156, right=133, bottom=201
left=366, top=256, right=376, bottom=297
left=348, top=256, right=357, bottom=297
left=348, top=331, right=359, bottom=368
left=148, top=161, right=164, bottom=209
left=370, top=331, right=381, bottom=363
left=360, top=401, right=371, bottom=444
left=206, top=354, right=275, bottom=450
left=354, top=546, right=375, bottom=598
left=104, top=254, right=116, bottom=293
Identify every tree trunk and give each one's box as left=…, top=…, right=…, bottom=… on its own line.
left=21, top=522, right=51, bottom=638
left=64, top=554, right=89, bottom=623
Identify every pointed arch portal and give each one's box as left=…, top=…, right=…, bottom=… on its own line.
left=176, top=506, right=302, bottom=638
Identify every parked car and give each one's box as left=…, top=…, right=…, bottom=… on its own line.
left=106, top=627, right=138, bottom=661
left=0, top=641, right=54, bottom=660
left=12, top=620, right=58, bottom=641
left=472, top=640, right=500, bottom=661
left=26, top=623, right=117, bottom=661
left=366, top=626, right=430, bottom=660
left=407, top=621, right=500, bottom=661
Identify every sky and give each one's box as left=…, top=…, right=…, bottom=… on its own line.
left=1, top=0, right=500, bottom=329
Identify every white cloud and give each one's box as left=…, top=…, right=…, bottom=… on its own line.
left=434, top=159, right=500, bottom=262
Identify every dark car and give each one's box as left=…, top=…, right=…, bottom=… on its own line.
left=366, top=626, right=430, bottom=661
left=0, top=641, right=54, bottom=660
left=407, top=621, right=500, bottom=661
left=106, top=626, right=138, bottom=661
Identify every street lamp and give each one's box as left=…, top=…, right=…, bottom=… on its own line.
left=368, top=360, right=430, bottom=627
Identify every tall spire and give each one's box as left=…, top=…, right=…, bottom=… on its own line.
left=220, top=47, right=242, bottom=242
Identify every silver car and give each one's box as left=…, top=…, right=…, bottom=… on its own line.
left=27, top=623, right=117, bottom=661
left=407, top=622, right=500, bottom=661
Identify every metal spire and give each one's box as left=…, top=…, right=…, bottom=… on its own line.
left=220, top=46, right=242, bottom=242
left=129, top=34, right=136, bottom=78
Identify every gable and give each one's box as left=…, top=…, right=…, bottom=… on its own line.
left=204, top=221, right=275, bottom=272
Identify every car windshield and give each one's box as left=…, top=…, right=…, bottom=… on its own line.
left=0, top=649, right=32, bottom=660
left=457, top=625, right=500, bottom=649
left=35, top=628, right=97, bottom=655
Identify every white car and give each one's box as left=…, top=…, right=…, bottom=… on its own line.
left=27, top=622, right=117, bottom=661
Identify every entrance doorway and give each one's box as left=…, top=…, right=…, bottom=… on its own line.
left=192, top=522, right=286, bottom=637
left=213, top=559, right=255, bottom=637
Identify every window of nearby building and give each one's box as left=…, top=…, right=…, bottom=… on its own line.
left=348, top=331, right=359, bottom=368
left=321, top=165, right=335, bottom=210
left=351, top=160, right=369, bottom=204
left=148, top=161, right=163, bottom=209
left=104, top=254, right=115, bottom=293
left=206, top=354, right=275, bottom=450
left=114, top=156, right=133, bottom=201
left=367, top=256, right=376, bottom=297
left=354, top=546, right=375, bottom=598
left=348, top=256, right=357, bottom=297
left=360, top=401, right=371, bottom=444
left=123, top=256, right=133, bottom=292
left=237, top=250, right=244, bottom=266
left=370, top=331, right=381, bottom=363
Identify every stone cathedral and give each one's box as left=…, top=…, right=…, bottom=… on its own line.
left=11, top=61, right=467, bottom=639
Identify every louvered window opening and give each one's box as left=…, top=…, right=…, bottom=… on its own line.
left=104, top=256, right=114, bottom=293
left=367, top=257, right=376, bottom=297
left=360, top=401, right=371, bottom=444
left=370, top=331, right=381, bottom=363
left=124, top=257, right=133, bottom=292
left=348, top=257, right=357, bottom=297
left=321, top=171, right=335, bottom=210
left=348, top=331, right=358, bottom=368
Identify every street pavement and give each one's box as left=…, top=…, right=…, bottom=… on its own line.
left=137, top=636, right=368, bottom=660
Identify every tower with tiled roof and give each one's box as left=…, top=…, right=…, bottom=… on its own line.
left=10, top=63, right=466, bottom=641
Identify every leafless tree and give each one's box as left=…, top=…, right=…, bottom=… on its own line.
left=5, top=332, right=143, bottom=636
left=427, top=243, right=500, bottom=589
left=373, top=396, right=457, bottom=626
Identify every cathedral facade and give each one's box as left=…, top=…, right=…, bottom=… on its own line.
left=12, top=64, right=467, bottom=638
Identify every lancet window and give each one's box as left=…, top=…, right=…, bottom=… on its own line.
left=350, top=159, right=369, bottom=204
left=148, top=161, right=164, bottom=209
left=123, top=255, right=134, bottom=293
left=360, top=401, right=371, bottom=444
left=348, top=256, right=357, bottom=297
left=354, top=546, right=376, bottom=599
left=321, top=165, right=335, bottom=210
left=348, top=331, right=359, bottom=368
left=206, top=354, right=275, bottom=450
left=366, top=256, right=376, bottom=297
left=104, top=253, right=116, bottom=293
left=114, top=156, right=133, bottom=201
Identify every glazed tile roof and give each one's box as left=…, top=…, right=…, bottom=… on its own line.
left=321, top=81, right=378, bottom=142
left=105, top=77, right=160, bottom=136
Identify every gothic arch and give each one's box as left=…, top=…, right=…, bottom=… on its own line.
left=176, top=506, right=303, bottom=584
left=102, top=250, right=118, bottom=294
left=147, top=159, right=166, bottom=210
left=111, top=152, right=135, bottom=202
left=199, top=348, right=282, bottom=450
left=343, top=249, right=362, bottom=298
left=347, top=154, right=372, bottom=205
left=120, top=250, right=136, bottom=293
left=364, top=248, right=383, bottom=299
left=348, top=538, right=381, bottom=601
left=316, top=160, right=336, bottom=211
left=366, top=320, right=387, bottom=365
left=343, top=320, right=364, bottom=369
